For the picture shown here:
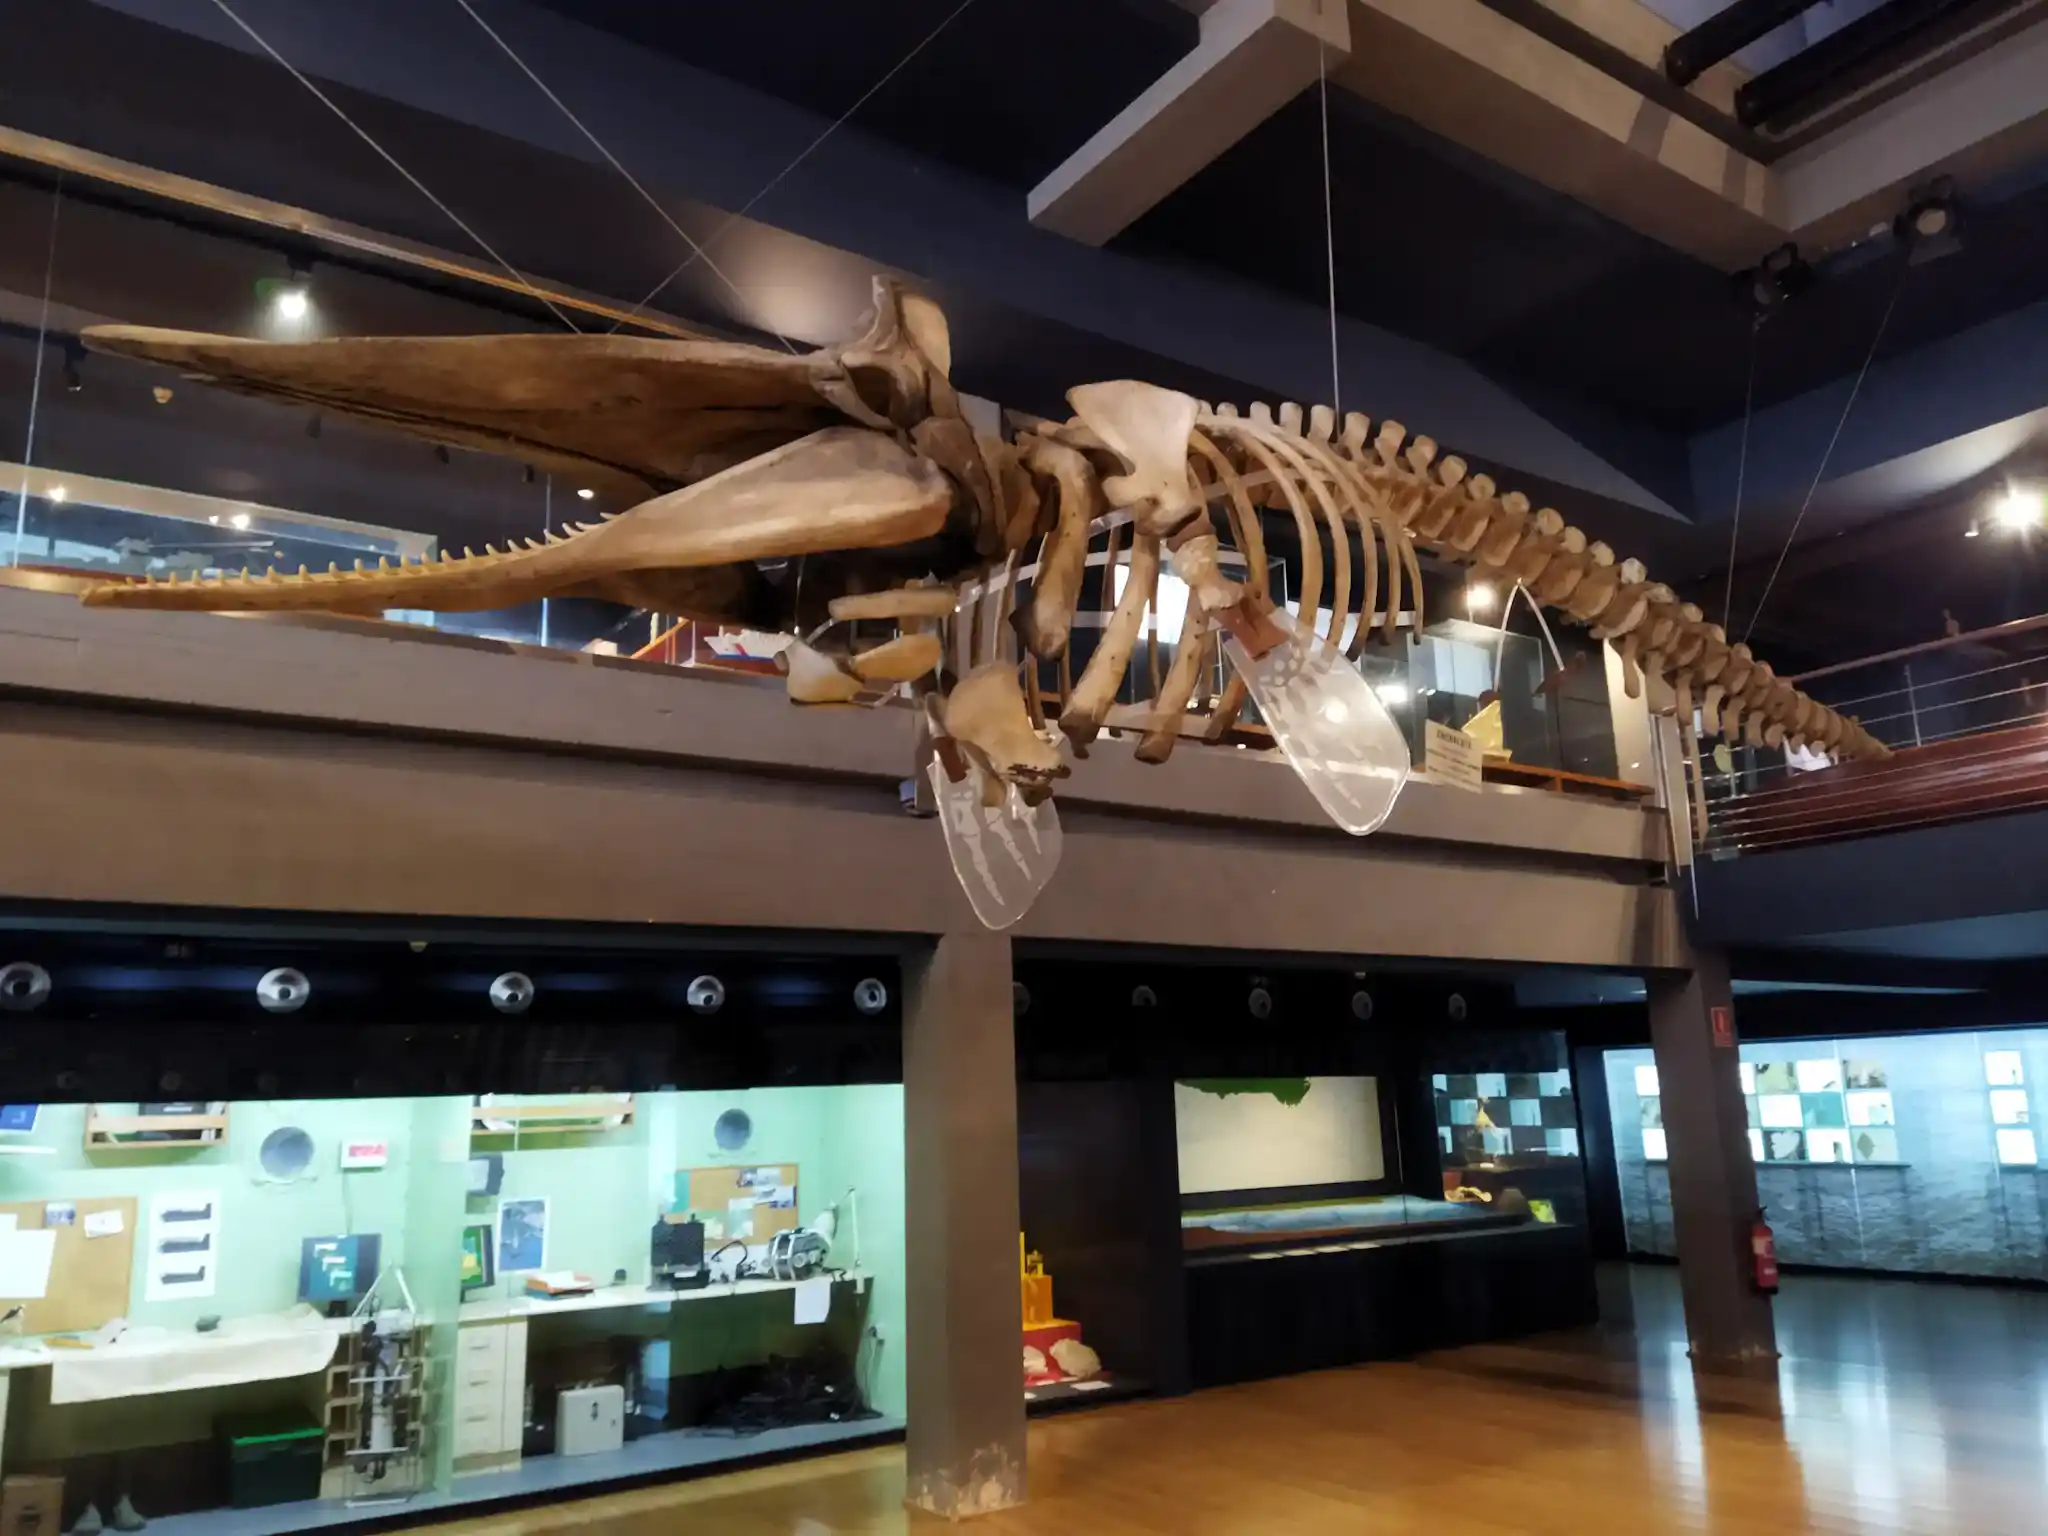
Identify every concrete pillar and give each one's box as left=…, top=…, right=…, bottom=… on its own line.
left=1648, top=951, right=1777, bottom=1370
left=903, top=932, right=1025, bottom=1516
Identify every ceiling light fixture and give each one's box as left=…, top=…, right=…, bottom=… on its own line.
left=229, top=512, right=251, bottom=531
left=575, top=487, right=596, bottom=501
left=47, top=485, right=68, bottom=504
left=60, top=344, right=83, bottom=395
left=1993, top=487, right=2044, bottom=533
left=1375, top=680, right=1410, bottom=707
left=1465, top=582, right=1497, bottom=613
left=1733, top=242, right=1814, bottom=315
left=271, top=257, right=313, bottom=326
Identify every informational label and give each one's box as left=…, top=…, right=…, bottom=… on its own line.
left=340, top=1140, right=389, bottom=1170
left=1711, top=1005, right=1734, bottom=1049
left=1424, top=720, right=1483, bottom=792
left=83, top=1209, right=124, bottom=1239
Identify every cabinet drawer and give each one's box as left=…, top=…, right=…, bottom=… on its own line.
left=452, top=1412, right=503, bottom=1460
left=457, top=1327, right=506, bottom=1370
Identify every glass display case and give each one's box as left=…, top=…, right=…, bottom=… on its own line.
left=1605, top=1029, right=2048, bottom=1280
left=0, top=1087, right=903, bottom=1534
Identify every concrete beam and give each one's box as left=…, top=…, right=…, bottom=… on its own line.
left=1773, top=16, right=2048, bottom=251
left=1337, top=0, right=1777, bottom=271
left=1030, top=0, right=1350, bottom=245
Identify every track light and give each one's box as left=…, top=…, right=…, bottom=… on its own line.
left=47, top=485, right=68, bottom=504
left=1465, top=582, right=1497, bottom=614
left=576, top=487, right=596, bottom=501
left=1734, top=243, right=1814, bottom=315
left=1897, top=179, right=1961, bottom=266
left=61, top=343, right=82, bottom=394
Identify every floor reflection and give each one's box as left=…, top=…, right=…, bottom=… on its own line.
left=423, top=1266, right=2048, bottom=1535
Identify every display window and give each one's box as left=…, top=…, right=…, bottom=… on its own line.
left=0, top=1089, right=903, bottom=1534
left=1605, top=1030, right=2048, bottom=1280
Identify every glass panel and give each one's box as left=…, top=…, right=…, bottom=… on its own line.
left=1846, top=1090, right=1894, bottom=1125
left=1634, top=1065, right=1661, bottom=1098
left=1986, top=1050, right=2026, bottom=1086
left=1990, top=1088, right=2031, bottom=1125
left=1642, top=1128, right=1668, bottom=1161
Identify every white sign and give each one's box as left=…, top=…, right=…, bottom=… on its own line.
left=83, top=1209, right=125, bottom=1239
left=340, top=1140, right=389, bottom=1170
left=1425, top=720, right=1483, bottom=792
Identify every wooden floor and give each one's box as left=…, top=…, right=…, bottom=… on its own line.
left=423, top=1267, right=2048, bottom=1535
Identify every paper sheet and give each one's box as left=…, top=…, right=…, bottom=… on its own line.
left=0, top=1229, right=57, bottom=1300
left=793, top=1276, right=832, bottom=1326
left=84, top=1209, right=124, bottom=1239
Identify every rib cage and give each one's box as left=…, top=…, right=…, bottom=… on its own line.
left=993, top=395, right=1882, bottom=775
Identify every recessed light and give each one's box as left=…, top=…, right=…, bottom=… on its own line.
left=47, top=485, right=68, bottom=504
left=230, top=512, right=251, bottom=531
left=1465, top=582, right=1496, bottom=613
left=576, top=487, right=596, bottom=501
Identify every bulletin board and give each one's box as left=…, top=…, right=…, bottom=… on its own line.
left=0, top=1196, right=138, bottom=1335
left=679, top=1165, right=799, bottom=1246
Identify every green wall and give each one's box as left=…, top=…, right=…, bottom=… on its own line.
left=0, top=1086, right=905, bottom=1466
left=468, top=1086, right=906, bottom=1417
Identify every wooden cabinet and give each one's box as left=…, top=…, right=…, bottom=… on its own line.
left=452, top=1318, right=526, bottom=1473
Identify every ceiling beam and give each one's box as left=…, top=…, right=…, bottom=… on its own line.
left=1028, top=0, right=1349, bottom=245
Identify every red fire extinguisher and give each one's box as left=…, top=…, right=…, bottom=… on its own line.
left=1750, top=1207, right=1780, bottom=1295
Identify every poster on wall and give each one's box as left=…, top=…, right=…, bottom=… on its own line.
left=496, top=1196, right=549, bottom=1274
left=1173, top=1078, right=1385, bottom=1195
left=145, top=1188, right=220, bottom=1302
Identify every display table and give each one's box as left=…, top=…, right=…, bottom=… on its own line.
left=453, top=1273, right=867, bottom=1474
left=1182, top=1221, right=1595, bottom=1388
left=0, top=1310, right=351, bottom=1473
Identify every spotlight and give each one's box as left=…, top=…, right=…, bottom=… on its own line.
left=1465, top=582, right=1497, bottom=613
left=1965, top=525, right=1980, bottom=539
left=274, top=287, right=309, bottom=323
left=46, top=485, right=67, bottom=504
left=686, top=975, right=725, bottom=1015
left=229, top=512, right=251, bottom=531
left=1993, top=488, right=2044, bottom=533
left=1375, top=680, right=1410, bottom=707
left=61, top=344, right=82, bottom=394
left=576, top=487, right=596, bottom=501
left=152, top=386, right=175, bottom=406
left=1896, top=179, right=1961, bottom=265
left=1734, top=242, right=1814, bottom=315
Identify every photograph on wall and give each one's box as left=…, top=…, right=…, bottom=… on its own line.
left=1754, top=1062, right=1797, bottom=1095
left=1802, top=1094, right=1846, bottom=1129
left=1995, top=1128, right=2038, bottom=1167
left=1985, top=1050, right=2025, bottom=1087
left=1766, top=1128, right=1805, bottom=1162
left=1795, top=1058, right=1842, bottom=1094
left=1845, top=1060, right=1888, bottom=1090
left=496, top=1196, right=549, bottom=1274
left=1805, top=1129, right=1850, bottom=1164
left=1759, top=1094, right=1803, bottom=1129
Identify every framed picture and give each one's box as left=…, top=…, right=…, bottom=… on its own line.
left=496, top=1196, right=549, bottom=1275
left=460, top=1222, right=495, bottom=1291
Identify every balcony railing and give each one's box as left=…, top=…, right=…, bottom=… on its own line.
left=1704, top=614, right=2048, bottom=854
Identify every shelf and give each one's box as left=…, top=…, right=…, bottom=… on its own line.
left=85, top=1106, right=229, bottom=1149
left=469, top=1098, right=634, bottom=1136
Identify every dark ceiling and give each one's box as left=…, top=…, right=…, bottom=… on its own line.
left=547, top=0, right=2048, bottom=437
